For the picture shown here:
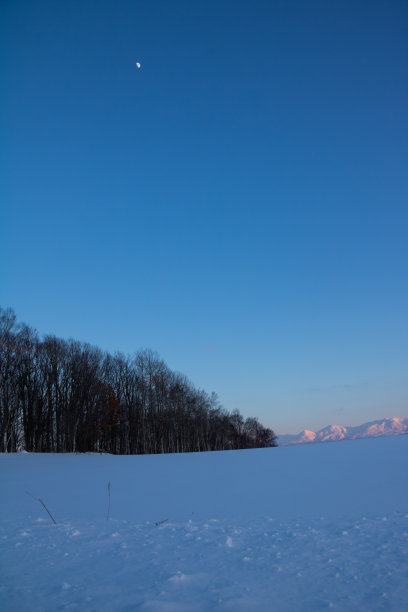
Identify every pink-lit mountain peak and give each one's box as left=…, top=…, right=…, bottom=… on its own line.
left=279, top=417, right=408, bottom=446
left=298, top=430, right=316, bottom=443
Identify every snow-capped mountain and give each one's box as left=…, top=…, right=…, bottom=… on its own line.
left=279, top=416, right=408, bottom=446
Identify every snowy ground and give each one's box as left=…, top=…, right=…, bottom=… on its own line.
left=1, top=436, right=407, bottom=611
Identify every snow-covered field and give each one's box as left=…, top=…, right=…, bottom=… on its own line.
left=1, top=436, right=407, bottom=611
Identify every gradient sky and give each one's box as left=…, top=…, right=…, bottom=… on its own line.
left=1, top=0, right=407, bottom=434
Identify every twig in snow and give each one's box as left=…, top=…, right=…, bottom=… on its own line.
left=38, top=498, right=57, bottom=524
left=106, top=481, right=111, bottom=521
left=26, top=491, right=57, bottom=524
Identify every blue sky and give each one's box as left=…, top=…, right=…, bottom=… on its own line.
left=1, top=0, right=407, bottom=434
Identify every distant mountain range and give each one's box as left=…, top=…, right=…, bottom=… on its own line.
left=279, top=417, right=408, bottom=446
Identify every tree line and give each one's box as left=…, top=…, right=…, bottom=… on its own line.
left=0, top=307, right=277, bottom=454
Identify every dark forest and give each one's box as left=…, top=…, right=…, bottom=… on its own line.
left=0, top=307, right=277, bottom=454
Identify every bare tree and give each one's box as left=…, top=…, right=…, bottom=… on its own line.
left=0, top=307, right=278, bottom=454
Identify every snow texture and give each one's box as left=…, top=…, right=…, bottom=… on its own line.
left=1, top=435, right=407, bottom=611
